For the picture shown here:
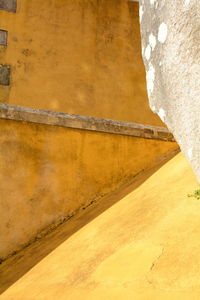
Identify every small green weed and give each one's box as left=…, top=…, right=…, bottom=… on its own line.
left=188, top=189, right=200, bottom=200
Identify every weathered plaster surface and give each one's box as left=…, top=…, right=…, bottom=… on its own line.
left=1, top=153, right=200, bottom=299
left=139, top=0, right=200, bottom=181
left=0, top=0, right=163, bottom=126
left=0, top=118, right=178, bottom=261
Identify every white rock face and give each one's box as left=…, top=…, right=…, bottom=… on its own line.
left=139, top=0, right=200, bottom=182
left=158, top=23, right=168, bottom=43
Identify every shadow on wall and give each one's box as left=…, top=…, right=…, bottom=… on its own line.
left=0, top=148, right=179, bottom=294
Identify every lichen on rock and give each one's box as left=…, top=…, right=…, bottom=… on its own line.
left=139, top=0, right=200, bottom=181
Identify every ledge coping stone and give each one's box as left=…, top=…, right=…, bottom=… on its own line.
left=0, top=103, right=175, bottom=142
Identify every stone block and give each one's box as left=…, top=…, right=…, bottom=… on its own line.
left=0, top=65, right=10, bottom=86
left=0, top=0, right=16, bottom=12
left=0, top=30, right=7, bottom=46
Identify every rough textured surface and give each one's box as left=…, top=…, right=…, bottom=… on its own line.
left=0, top=0, right=163, bottom=126
left=0, top=30, right=7, bottom=46
left=0, top=118, right=178, bottom=260
left=139, top=0, right=200, bottom=181
left=0, top=65, right=10, bottom=85
left=0, top=0, right=16, bottom=12
left=1, top=153, right=200, bottom=299
left=0, top=104, right=175, bottom=141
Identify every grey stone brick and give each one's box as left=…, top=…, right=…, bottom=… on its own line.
left=0, top=0, right=16, bottom=12
left=0, top=30, right=7, bottom=46
left=0, top=65, right=10, bottom=86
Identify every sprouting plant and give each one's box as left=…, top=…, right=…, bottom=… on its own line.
left=188, top=188, right=200, bottom=200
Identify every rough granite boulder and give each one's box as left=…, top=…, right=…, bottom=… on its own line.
left=139, top=0, right=200, bottom=181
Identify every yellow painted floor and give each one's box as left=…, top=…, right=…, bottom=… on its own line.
left=1, top=153, right=200, bottom=300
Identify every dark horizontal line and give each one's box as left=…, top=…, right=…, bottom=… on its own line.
left=0, top=104, right=175, bottom=142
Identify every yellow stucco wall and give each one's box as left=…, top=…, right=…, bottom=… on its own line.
left=1, top=153, right=199, bottom=299
left=0, top=119, right=177, bottom=260
left=0, top=0, right=163, bottom=126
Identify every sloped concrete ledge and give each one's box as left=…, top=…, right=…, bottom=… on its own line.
left=0, top=104, right=175, bottom=142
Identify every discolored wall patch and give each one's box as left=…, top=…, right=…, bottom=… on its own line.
left=0, top=30, right=8, bottom=46
left=0, top=65, right=10, bottom=86
left=0, top=0, right=16, bottom=12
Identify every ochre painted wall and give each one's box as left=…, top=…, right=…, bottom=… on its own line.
left=0, top=119, right=177, bottom=260
left=0, top=0, right=163, bottom=126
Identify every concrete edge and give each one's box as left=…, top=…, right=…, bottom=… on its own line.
left=0, top=103, right=175, bottom=142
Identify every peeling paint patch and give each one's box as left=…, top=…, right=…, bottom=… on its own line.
left=158, top=23, right=168, bottom=43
